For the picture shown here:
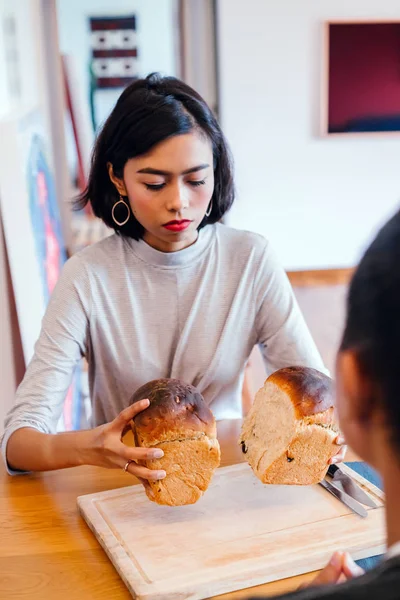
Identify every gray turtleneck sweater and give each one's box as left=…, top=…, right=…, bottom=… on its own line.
left=2, top=223, right=326, bottom=473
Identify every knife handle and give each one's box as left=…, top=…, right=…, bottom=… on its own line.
left=327, top=464, right=339, bottom=477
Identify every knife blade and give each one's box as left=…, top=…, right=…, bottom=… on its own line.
left=319, top=479, right=368, bottom=518
left=327, top=464, right=378, bottom=508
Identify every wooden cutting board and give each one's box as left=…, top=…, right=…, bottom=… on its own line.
left=77, top=463, right=385, bottom=600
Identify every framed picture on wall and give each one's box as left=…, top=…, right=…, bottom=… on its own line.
left=88, top=15, right=139, bottom=131
left=321, top=20, right=400, bottom=136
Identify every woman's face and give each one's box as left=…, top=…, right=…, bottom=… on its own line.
left=109, top=131, right=214, bottom=252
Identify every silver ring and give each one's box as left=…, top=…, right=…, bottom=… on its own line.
left=123, top=460, right=132, bottom=472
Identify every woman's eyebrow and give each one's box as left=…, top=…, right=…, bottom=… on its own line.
left=137, top=164, right=210, bottom=176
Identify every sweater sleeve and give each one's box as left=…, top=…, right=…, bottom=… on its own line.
left=1, top=254, right=91, bottom=474
left=254, top=242, right=329, bottom=377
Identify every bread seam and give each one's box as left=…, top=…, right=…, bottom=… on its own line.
left=144, top=432, right=209, bottom=448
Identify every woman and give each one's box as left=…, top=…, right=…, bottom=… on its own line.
left=252, top=209, right=400, bottom=598
left=1, top=73, right=344, bottom=480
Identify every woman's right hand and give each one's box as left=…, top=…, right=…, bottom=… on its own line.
left=88, top=399, right=166, bottom=486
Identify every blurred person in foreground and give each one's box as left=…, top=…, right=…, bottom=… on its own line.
left=251, top=209, right=400, bottom=599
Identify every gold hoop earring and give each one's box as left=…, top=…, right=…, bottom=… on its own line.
left=112, top=196, right=131, bottom=227
left=205, top=201, right=213, bottom=218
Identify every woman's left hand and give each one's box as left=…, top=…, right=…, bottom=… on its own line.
left=329, top=434, right=347, bottom=465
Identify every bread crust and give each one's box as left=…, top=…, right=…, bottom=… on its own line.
left=268, top=367, right=334, bottom=419
left=240, top=367, right=339, bottom=485
left=130, top=379, right=220, bottom=505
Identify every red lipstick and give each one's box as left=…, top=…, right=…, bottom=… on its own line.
left=163, top=220, right=192, bottom=232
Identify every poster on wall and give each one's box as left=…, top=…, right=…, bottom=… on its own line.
left=89, top=15, right=139, bottom=130
left=89, top=15, right=138, bottom=89
left=0, top=110, right=83, bottom=432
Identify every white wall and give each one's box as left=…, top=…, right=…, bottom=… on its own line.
left=0, top=1, right=9, bottom=116
left=217, top=0, right=400, bottom=270
left=0, top=0, right=42, bottom=115
left=56, top=0, right=178, bottom=131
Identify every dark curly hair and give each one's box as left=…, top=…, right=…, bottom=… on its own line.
left=76, top=73, right=235, bottom=239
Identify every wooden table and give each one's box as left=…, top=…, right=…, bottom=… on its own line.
left=0, top=419, right=358, bottom=599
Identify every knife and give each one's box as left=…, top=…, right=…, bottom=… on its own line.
left=319, top=478, right=368, bottom=518
left=327, top=464, right=378, bottom=508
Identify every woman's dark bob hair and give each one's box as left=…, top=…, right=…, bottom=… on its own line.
left=76, top=72, right=235, bottom=239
